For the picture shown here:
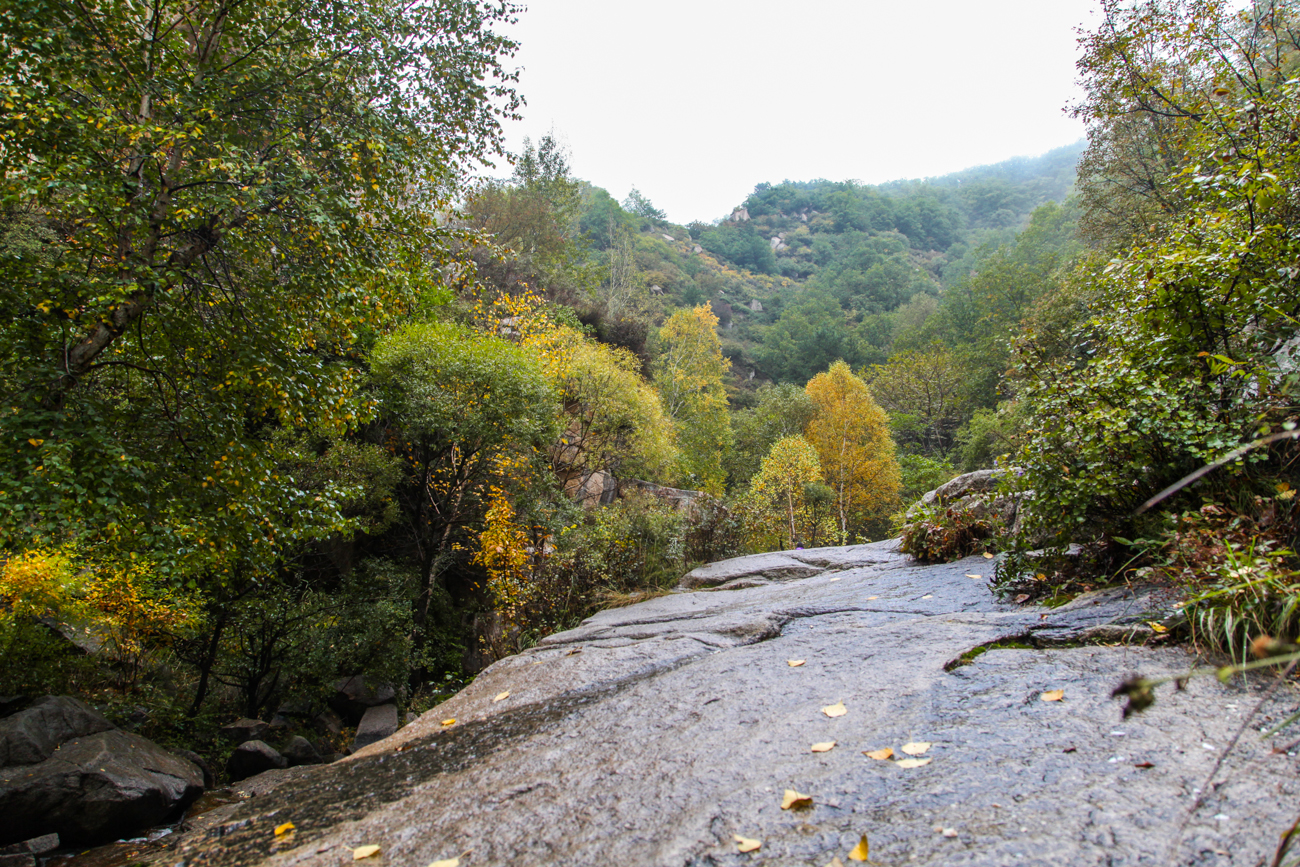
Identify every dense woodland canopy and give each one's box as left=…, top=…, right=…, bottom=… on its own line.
left=0, top=0, right=1297, bottom=776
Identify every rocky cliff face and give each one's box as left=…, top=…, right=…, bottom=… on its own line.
left=159, top=543, right=1298, bottom=866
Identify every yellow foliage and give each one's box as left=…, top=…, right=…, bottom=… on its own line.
left=805, top=361, right=901, bottom=543
left=473, top=484, right=539, bottom=623
left=743, top=435, right=828, bottom=550
left=0, top=547, right=84, bottom=620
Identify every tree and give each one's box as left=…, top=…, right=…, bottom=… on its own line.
left=369, top=322, right=558, bottom=631
left=0, top=0, right=521, bottom=573
left=653, top=305, right=733, bottom=495
left=727, top=383, right=816, bottom=487
left=866, top=347, right=970, bottom=455
left=744, top=436, right=825, bottom=550
left=757, top=290, right=864, bottom=384
left=805, top=361, right=901, bottom=543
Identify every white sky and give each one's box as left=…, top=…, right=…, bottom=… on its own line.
left=494, top=0, right=1102, bottom=225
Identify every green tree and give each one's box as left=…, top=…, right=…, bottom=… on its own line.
left=653, top=305, right=733, bottom=495
left=727, top=383, right=817, bottom=486
left=0, top=0, right=520, bottom=573
left=866, top=347, right=970, bottom=455
left=369, top=322, right=558, bottom=631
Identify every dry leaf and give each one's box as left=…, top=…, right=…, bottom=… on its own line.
left=895, top=757, right=932, bottom=768
left=965, top=573, right=982, bottom=580
left=901, top=741, right=931, bottom=756
left=982, top=552, right=994, bottom=559
left=788, top=659, right=806, bottom=667
left=941, top=827, right=958, bottom=838
left=1040, top=689, right=1065, bottom=702
left=1134, top=761, right=1155, bottom=769
left=734, top=834, right=761, bottom=853
left=828, top=858, right=846, bottom=867
left=921, top=594, right=934, bottom=599
left=864, top=747, right=893, bottom=760
left=822, top=701, right=847, bottom=718
left=440, top=718, right=456, bottom=727
left=866, top=595, right=879, bottom=600
left=781, top=788, right=813, bottom=810
left=811, top=741, right=836, bottom=753
left=429, top=860, right=460, bottom=867
left=1014, top=593, right=1031, bottom=603
left=493, top=691, right=510, bottom=702
left=274, top=822, right=296, bottom=837
left=353, top=845, right=381, bottom=860
left=848, top=834, right=870, bottom=862
left=1149, top=621, right=1169, bottom=633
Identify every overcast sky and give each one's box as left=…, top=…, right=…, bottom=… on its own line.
left=494, top=0, right=1101, bottom=225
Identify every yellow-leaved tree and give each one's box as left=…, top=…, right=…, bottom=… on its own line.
left=805, top=360, right=901, bottom=543
left=744, top=435, right=827, bottom=551
left=653, top=305, right=733, bottom=495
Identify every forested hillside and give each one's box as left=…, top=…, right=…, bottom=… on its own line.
left=1, top=0, right=1296, bottom=791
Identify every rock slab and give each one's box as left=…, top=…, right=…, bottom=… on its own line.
left=164, top=541, right=1300, bottom=866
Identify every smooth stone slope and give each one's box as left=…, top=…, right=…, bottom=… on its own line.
left=171, top=542, right=1298, bottom=866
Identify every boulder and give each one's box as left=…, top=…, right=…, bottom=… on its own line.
left=170, top=747, right=215, bottom=789
left=0, top=696, right=114, bottom=767
left=351, top=705, right=399, bottom=751
left=280, top=736, right=324, bottom=767
left=219, top=718, right=270, bottom=744
left=226, top=740, right=286, bottom=783
left=909, top=468, right=1022, bottom=528
left=0, top=729, right=203, bottom=846
left=679, top=552, right=822, bottom=590
left=0, top=833, right=58, bottom=867
left=313, top=708, right=344, bottom=737
left=329, top=676, right=396, bottom=725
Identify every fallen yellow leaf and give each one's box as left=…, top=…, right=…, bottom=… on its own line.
left=866, top=595, right=879, bottom=600
left=1149, top=621, right=1169, bottom=633
left=274, top=822, right=295, bottom=837
left=1041, top=689, right=1065, bottom=702
left=811, top=741, right=836, bottom=753
left=828, top=858, right=846, bottom=867
left=864, top=747, right=893, bottom=760
left=848, top=833, right=870, bottom=862
left=822, top=701, right=847, bottom=718
left=353, top=845, right=381, bottom=860
left=781, top=788, right=813, bottom=810
left=734, top=834, right=761, bottom=853
left=901, top=741, right=931, bottom=756
left=965, top=573, right=982, bottom=580
left=428, top=859, right=460, bottom=867
left=440, top=718, right=456, bottom=727
left=493, top=691, right=510, bottom=702
left=982, top=552, right=994, bottom=559
left=896, top=757, right=932, bottom=768
left=788, top=659, right=806, bottom=667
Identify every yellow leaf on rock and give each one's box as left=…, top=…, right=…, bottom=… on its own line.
left=822, top=701, right=847, bottom=718
left=428, top=859, right=460, bottom=867
left=734, top=834, right=761, bottom=853
left=864, top=747, right=893, bottom=760
left=493, top=691, right=510, bottom=702
left=965, top=573, right=982, bottom=580
left=781, top=788, right=813, bottom=810
left=1041, top=689, right=1065, bottom=702
left=848, top=833, right=870, bottom=862
left=274, top=822, right=296, bottom=837
left=901, top=742, right=930, bottom=756
left=866, top=595, right=879, bottom=600
left=440, top=718, right=456, bottom=727
left=788, top=659, right=806, bottom=667
left=1149, top=621, right=1169, bottom=633
left=811, top=741, right=836, bottom=752
left=983, top=552, right=994, bottom=559
left=896, top=757, right=931, bottom=768
left=353, top=845, right=381, bottom=860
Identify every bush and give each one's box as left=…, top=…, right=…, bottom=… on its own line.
left=898, top=500, right=1002, bottom=563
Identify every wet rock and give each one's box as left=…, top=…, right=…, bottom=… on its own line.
left=0, top=696, right=114, bottom=767
left=161, top=545, right=1300, bottom=867
left=0, top=729, right=203, bottom=846
left=0, top=833, right=59, bottom=866
left=170, top=747, right=215, bottom=788
left=219, top=718, right=269, bottom=744
left=352, top=705, right=398, bottom=751
left=225, top=740, right=287, bottom=782
left=281, top=736, right=324, bottom=767
left=679, top=551, right=821, bottom=589
left=329, top=676, right=396, bottom=725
